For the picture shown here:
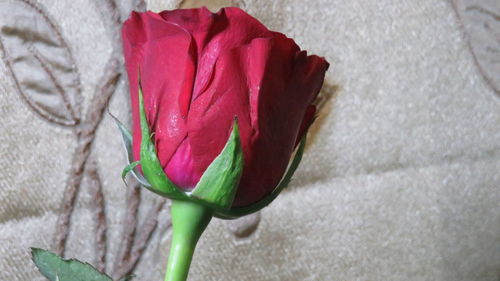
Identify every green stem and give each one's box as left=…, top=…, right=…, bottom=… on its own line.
left=164, top=200, right=212, bottom=281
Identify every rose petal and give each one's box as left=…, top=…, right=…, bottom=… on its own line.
left=122, top=11, right=196, bottom=169
left=161, top=7, right=285, bottom=100
left=188, top=36, right=328, bottom=206
left=164, top=138, right=199, bottom=189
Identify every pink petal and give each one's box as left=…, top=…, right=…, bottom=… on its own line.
left=164, top=138, right=200, bottom=189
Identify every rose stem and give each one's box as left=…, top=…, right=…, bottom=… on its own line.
left=164, top=200, right=212, bottom=281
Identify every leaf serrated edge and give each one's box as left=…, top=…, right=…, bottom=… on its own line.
left=31, top=248, right=113, bottom=281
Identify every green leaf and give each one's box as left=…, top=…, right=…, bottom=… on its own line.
left=138, top=83, right=188, bottom=200
left=191, top=119, right=243, bottom=209
left=119, top=276, right=134, bottom=281
left=214, top=135, right=307, bottom=219
left=109, top=112, right=151, bottom=188
left=31, top=248, right=112, bottom=281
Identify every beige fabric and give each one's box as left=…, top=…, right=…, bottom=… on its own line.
left=1, top=0, right=499, bottom=280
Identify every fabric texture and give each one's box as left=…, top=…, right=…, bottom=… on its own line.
left=0, top=0, right=499, bottom=280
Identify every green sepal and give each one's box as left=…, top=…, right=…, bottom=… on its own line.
left=31, top=248, right=112, bottom=281
left=138, top=84, right=188, bottom=200
left=110, top=112, right=151, bottom=188
left=121, top=161, right=140, bottom=181
left=191, top=119, right=243, bottom=210
left=213, top=135, right=307, bottom=219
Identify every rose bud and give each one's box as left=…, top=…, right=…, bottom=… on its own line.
left=120, top=7, right=328, bottom=217
left=118, top=7, right=328, bottom=281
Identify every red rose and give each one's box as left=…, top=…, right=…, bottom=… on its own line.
left=122, top=7, right=328, bottom=207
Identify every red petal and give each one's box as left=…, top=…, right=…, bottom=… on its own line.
left=160, top=7, right=285, bottom=100
left=122, top=12, right=196, bottom=173
left=295, top=105, right=316, bottom=147
left=293, top=53, right=330, bottom=145
left=188, top=36, right=328, bottom=206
